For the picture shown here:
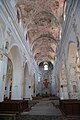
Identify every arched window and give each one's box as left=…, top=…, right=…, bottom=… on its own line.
left=38, top=76, right=40, bottom=82
left=44, top=64, right=48, bottom=70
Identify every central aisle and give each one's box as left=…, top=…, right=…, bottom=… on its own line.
left=22, top=98, right=62, bottom=116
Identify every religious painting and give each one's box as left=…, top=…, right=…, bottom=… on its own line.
left=43, top=79, right=49, bottom=88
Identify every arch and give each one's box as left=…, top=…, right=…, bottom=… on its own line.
left=31, top=34, right=57, bottom=47
left=8, top=45, right=23, bottom=100
left=8, top=43, right=19, bottom=52
left=23, top=62, right=32, bottom=100
left=33, top=10, right=59, bottom=27
left=67, top=42, right=79, bottom=99
left=33, top=46, right=55, bottom=56
left=38, top=57, right=54, bottom=65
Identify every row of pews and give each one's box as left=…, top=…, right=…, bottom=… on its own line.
left=0, top=100, right=29, bottom=114
left=59, top=99, right=80, bottom=116
left=0, top=97, right=80, bottom=116
left=0, top=100, right=29, bottom=119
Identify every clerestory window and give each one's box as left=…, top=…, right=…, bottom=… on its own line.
left=44, top=64, right=48, bottom=70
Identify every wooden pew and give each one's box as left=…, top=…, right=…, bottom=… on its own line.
left=0, top=113, right=16, bottom=120
left=0, top=100, right=29, bottom=114
left=59, top=99, right=80, bottom=116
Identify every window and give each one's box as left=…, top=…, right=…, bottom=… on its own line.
left=44, top=64, right=48, bottom=70
left=38, top=76, right=40, bottom=82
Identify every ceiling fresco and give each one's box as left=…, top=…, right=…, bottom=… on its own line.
left=16, top=0, right=65, bottom=65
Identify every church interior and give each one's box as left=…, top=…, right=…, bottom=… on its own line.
left=0, top=0, right=80, bottom=119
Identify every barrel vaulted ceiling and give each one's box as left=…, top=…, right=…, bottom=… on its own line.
left=16, top=0, right=65, bottom=65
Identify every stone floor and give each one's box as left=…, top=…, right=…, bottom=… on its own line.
left=0, top=115, right=80, bottom=120
left=22, top=98, right=62, bottom=116
left=19, top=98, right=80, bottom=120
left=19, top=115, right=80, bottom=120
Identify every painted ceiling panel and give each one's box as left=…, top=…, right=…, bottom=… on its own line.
left=16, top=0, right=64, bottom=64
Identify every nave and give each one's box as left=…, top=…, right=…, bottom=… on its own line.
left=0, top=0, right=80, bottom=119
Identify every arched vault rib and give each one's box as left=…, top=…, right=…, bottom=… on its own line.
left=35, top=53, right=55, bottom=62
left=32, top=10, right=59, bottom=27
left=37, top=57, right=54, bottom=66
left=31, top=34, right=57, bottom=48
left=33, top=46, right=56, bottom=56
left=34, top=50, right=55, bottom=58
left=27, top=28, right=60, bottom=44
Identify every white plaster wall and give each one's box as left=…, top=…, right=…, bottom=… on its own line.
left=0, top=60, right=4, bottom=101
left=34, top=72, right=39, bottom=96
left=24, top=78, right=32, bottom=100
left=0, top=55, right=7, bottom=101
left=51, top=74, right=57, bottom=95
left=23, top=62, right=33, bottom=100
